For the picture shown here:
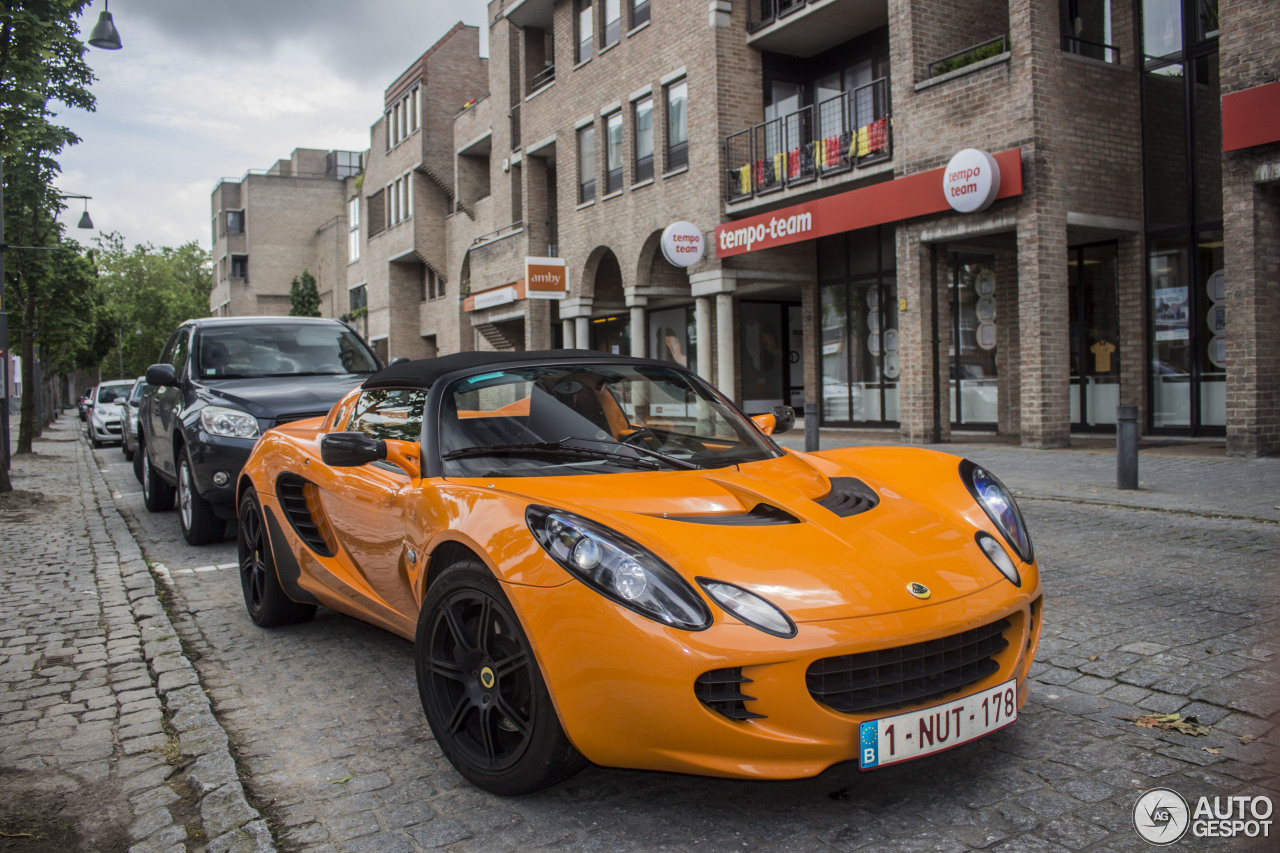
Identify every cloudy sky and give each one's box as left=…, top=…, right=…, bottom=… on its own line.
left=55, top=0, right=489, bottom=251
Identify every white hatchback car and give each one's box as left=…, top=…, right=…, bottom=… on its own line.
left=87, top=380, right=134, bottom=448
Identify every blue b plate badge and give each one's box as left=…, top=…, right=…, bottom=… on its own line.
left=859, top=678, right=1018, bottom=769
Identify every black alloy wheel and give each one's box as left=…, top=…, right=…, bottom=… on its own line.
left=416, top=561, right=584, bottom=795
left=236, top=488, right=315, bottom=627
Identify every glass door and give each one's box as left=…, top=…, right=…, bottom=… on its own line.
left=1069, top=242, right=1120, bottom=428
left=741, top=301, right=801, bottom=415
left=948, top=254, right=998, bottom=427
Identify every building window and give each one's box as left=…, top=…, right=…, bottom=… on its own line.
left=577, top=0, right=593, bottom=63
left=578, top=123, right=596, bottom=203
left=348, top=198, right=360, bottom=263
left=328, top=150, right=363, bottom=179
left=633, top=96, right=654, bottom=182
left=631, top=0, right=650, bottom=29
left=605, top=111, right=623, bottom=194
left=386, top=86, right=420, bottom=149
left=348, top=284, right=368, bottom=338
left=387, top=173, right=413, bottom=226
left=1060, top=0, right=1117, bottom=62
left=225, top=210, right=244, bottom=234
left=367, top=188, right=385, bottom=236
left=603, top=0, right=621, bottom=47
left=425, top=267, right=445, bottom=300
left=230, top=255, right=248, bottom=281
left=665, top=78, right=688, bottom=172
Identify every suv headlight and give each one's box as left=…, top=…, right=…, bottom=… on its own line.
left=526, top=506, right=711, bottom=631
left=960, top=459, right=1032, bottom=563
left=200, top=405, right=260, bottom=439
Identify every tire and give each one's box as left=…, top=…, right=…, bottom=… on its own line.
left=132, top=443, right=145, bottom=484
left=91, top=435, right=103, bottom=449
left=237, top=488, right=316, bottom=627
left=178, top=453, right=226, bottom=545
left=141, top=447, right=176, bottom=512
left=415, top=560, right=586, bottom=795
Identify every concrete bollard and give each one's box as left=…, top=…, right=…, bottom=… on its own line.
left=1116, top=405, right=1138, bottom=490
left=804, top=402, right=819, bottom=452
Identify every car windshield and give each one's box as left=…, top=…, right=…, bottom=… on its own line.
left=95, top=382, right=132, bottom=404
left=195, top=324, right=379, bottom=379
left=439, top=363, right=780, bottom=477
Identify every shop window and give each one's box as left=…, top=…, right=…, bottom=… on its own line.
left=648, top=306, right=696, bottom=370
left=948, top=255, right=998, bottom=427
left=1068, top=242, right=1120, bottom=428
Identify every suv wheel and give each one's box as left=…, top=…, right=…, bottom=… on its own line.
left=141, top=448, right=176, bottom=512
left=178, top=454, right=226, bottom=545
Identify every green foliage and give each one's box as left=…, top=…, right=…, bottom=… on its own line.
left=289, top=269, right=321, bottom=317
left=91, top=233, right=213, bottom=378
left=931, top=38, right=1007, bottom=78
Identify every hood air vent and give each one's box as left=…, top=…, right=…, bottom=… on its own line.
left=814, top=477, right=879, bottom=518
left=664, top=503, right=799, bottom=526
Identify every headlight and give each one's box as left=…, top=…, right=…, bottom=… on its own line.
left=200, top=405, right=260, bottom=439
left=960, top=459, right=1032, bottom=563
left=975, top=532, right=1021, bottom=587
left=526, top=506, right=711, bottom=631
left=697, top=578, right=795, bottom=638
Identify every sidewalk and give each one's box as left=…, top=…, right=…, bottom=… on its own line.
left=776, top=427, right=1280, bottom=523
left=0, top=413, right=270, bottom=853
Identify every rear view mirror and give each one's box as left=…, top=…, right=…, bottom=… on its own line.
left=321, top=432, right=386, bottom=467
left=145, top=363, right=178, bottom=387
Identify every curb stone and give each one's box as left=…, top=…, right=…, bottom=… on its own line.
left=83, top=437, right=275, bottom=852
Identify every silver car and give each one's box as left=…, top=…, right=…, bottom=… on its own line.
left=87, top=380, right=134, bottom=448
left=120, top=376, right=146, bottom=462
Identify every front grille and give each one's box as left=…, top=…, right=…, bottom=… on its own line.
left=694, top=667, right=765, bottom=721
left=806, top=618, right=1010, bottom=715
left=276, top=474, right=333, bottom=557
left=273, top=411, right=328, bottom=427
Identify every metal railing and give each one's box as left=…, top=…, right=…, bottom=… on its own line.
left=530, top=64, right=556, bottom=92
left=1061, top=35, right=1118, bottom=64
left=471, top=220, right=524, bottom=247
left=748, top=0, right=813, bottom=33
left=725, top=78, right=892, bottom=204
left=928, top=34, right=1008, bottom=78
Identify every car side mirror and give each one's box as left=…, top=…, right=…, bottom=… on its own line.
left=389, top=356, right=411, bottom=365
left=321, top=432, right=386, bottom=467
left=751, top=405, right=796, bottom=436
left=145, top=364, right=178, bottom=387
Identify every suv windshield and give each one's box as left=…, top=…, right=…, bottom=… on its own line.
left=195, top=324, right=379, bottom=379
left=440, top=363, right=780, bottom=477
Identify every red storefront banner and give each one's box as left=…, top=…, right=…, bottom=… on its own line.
left=1222, top=81, right=1280, bottom=152
left=714, top=148, right=1023, bottom=258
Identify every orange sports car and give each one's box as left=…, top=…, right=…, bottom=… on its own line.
left=237, top=350, right=1042, bottom=795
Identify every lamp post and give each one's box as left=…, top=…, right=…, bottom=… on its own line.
left=0, top=2, right=123, bottom=484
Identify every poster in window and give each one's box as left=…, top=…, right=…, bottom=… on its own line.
left=1154, top=287, right=1190, bottom=341
left=976, top=322, right=997, bottom=351
left=649, top=306, right=691, bottom=368
left=1206, top=268, right=1225, bottom=302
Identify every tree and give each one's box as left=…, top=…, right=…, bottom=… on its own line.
left=1, top=1, right=97, bottom=489
left=289, top=269, right=321, bottom=317
left=91, top=233, right=212, bottom=378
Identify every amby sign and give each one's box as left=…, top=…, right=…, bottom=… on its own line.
left=660, top=221, right=705, bottom=267
left=525, top=256, right=568, bottom=299
left=943, top=149, right=1001, bottom=213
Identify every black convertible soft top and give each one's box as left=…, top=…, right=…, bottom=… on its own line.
left=362, top=349, right=682, bottom=390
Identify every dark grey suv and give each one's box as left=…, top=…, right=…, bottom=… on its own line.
left=139, top=316, right=381, bottom=544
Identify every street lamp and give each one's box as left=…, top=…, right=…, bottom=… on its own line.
left=87, top=0, right=123, bottom=50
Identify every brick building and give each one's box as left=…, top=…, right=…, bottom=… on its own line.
left=209, top=148, right=363, bottom=317
left=216, top=0, right=1279, bottom=455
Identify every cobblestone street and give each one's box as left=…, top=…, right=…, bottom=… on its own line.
left=2, top=413, right=1277, bottom=852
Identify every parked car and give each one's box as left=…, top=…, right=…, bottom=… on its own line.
left=86, top=380, right=134, bottom=447
left=236, top=350, right=1042, bottom=795
left=78, top=387, right=94, bottom=422
left=119, top=376, right=146, bottom=464
left=138, top=316, right=381, bottom=545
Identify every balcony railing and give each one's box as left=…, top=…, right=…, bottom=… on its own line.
left=928, top=34, right=1008, bottom=78
left=1061, top=35, right=1118, bottom=64
left=748, top=0, right=812, bottom=33
left=725, top=78, right=892, bottom=204
left=530, top=63, right=556, bottom=92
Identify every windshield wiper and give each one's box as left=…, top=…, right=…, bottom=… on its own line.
left=559, top=436, right=702, bottom=470
left=442, top=442, right=662, bottom=470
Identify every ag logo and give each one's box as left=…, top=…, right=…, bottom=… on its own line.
left=906, top=582, right=931, bottom=600
left=479, top=667, right=495, bottom=689
left=1134, top=788, right=1190, bottom=845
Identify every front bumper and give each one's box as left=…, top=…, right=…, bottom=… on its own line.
left=505, top=576, right=1042, bottom=779
left=186, top=431, right=255, bottom=511
left=89, top=417, right=123, bottom=442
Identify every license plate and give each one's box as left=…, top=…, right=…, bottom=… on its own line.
left=859, top=678, right=1017, bottom=770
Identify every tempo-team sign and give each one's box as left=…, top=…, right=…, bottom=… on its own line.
left=943, top=149, right=1001, bottom=213
left=660, top=221, right=705, bottom=267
